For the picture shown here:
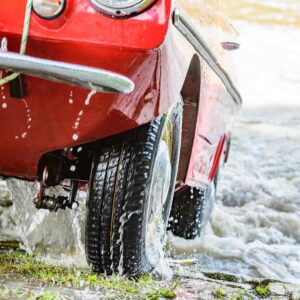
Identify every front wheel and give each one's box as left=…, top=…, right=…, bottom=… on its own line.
left=85, top=103, right=182, bottom=276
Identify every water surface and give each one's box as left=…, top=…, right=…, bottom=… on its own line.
left=170, top=0, right=300, bottom=283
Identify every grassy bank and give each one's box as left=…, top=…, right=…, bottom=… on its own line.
left=0, top=250, right=299, bottom=300
left=0, top=250, right=177, bottom=299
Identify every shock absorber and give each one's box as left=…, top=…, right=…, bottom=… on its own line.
left=33, top=166, right=79, bottom=211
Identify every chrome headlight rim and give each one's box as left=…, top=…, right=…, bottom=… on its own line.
left=32, top=0, right=66, bottom=20
left=89, top=0, right=155, bottom=17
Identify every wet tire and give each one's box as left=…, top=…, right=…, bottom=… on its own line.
left=85, top=103, right=182, bottom=276
left=169, top=173, right=218, bottom=240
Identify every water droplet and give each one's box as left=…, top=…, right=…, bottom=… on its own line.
left=85, top=90, right=96, bottom=105
left=77, top=147, right=82, bottom=153
left=79, top=110, right=83, bottom=116
left=21, top=132, right=27, bottom=139
left=2, top=103, right=7, bottom=109
left=69, top=99, right=73, bottom=104
left=70, top=165, right=76, bottom=172
left=72, top=134, right=79, bottom=141
left=15, top=136, right=19, bottom=140
left=72, top=202, right=79, bottom=209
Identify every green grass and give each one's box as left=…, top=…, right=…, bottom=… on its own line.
left=0, top=250, right=178, bottom=299
left=255, top=284, right=271, bottom=298
left=203, top=272, right=241, bottom=283
left=214, top=288, right=228, bottom=299
left=231, top=289, right=254, bottom=300
left=34, top=291, right=62, bottom=300
left=147, top=283, right=178, bottom=300
left=1, top=288, right=62, bottom=300
left=213, top=287, right=257, bottom=300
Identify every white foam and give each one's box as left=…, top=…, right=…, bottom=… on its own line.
left=168, top=21, right=300, bottom=284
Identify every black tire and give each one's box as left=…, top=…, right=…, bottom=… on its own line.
left=85, top=103, right=182, bottom=276
left=169, top=172, right=218, bottom=240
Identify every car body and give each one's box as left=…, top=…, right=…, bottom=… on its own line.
left=0, top=0, right=241, bottom=275
left=0, top=0, right=240, bottom=186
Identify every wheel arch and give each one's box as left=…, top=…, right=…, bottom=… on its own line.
left=177, top=54, right=201, bottom=183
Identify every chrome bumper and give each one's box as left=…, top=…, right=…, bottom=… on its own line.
left=0, top=51, right=134, bottom=94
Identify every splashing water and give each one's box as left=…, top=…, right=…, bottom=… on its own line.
left=169, top=113, right=300, bottom=282
left=169, top=20, right=300, bottom=283
left=14, top=99, right=32, bottom=140
left=0, top=179, right=88, bottom=268
left=69, top=90, right=74, bottom=104
left=71, top=89, right=96, bottom=140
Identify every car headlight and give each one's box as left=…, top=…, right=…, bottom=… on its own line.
left=90, top=0, right=155, bottom=17
left=33, top=0, right=66, bottom=20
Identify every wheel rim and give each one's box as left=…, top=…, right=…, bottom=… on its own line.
left=145, top=120, right=173, bottom=262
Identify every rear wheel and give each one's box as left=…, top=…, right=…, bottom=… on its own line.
left=169, top=174, right=218, bottom=240
left=85, top=103, right=182, bottom=276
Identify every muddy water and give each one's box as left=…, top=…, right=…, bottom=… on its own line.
left=1, top=0, right=300, bottom=286
left=169, top=0, right=300, bottom=283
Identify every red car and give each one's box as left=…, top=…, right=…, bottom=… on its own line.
left=0, top=0, right=241, bottom=276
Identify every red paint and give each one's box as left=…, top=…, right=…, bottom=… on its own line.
left=221, top=42, right=240, bottom=51
left=0, top=44, right=160, bottom=178
left=0, top=0, right=171, bottom=50
left=209, top=134, right=227, bottom=181
left=0, top=0, right=240, bottom=188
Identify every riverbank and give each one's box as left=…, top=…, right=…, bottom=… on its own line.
left=0, top=249, right=299, bottom=300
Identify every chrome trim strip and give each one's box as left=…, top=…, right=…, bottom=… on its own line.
left=0, top=51, right=134, bottom=94
left=173, top=9, right=242, bottom=106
